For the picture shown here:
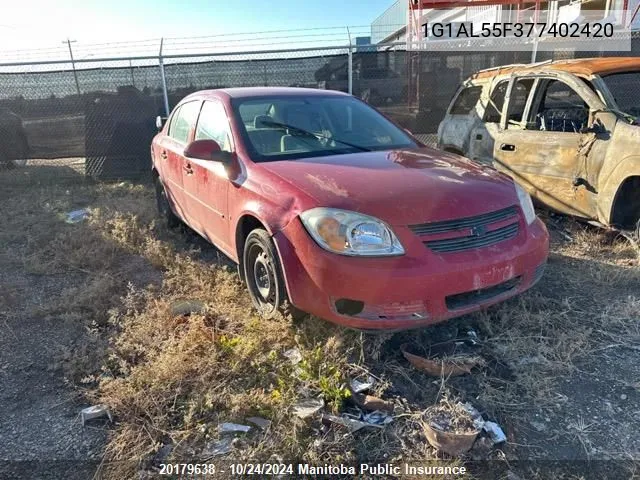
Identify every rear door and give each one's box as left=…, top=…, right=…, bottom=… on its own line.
left=183, top=100, right=234, bottom=253
left=159, top=100, right=202, bottom=224
left=492, top=73, right=606, bottom=220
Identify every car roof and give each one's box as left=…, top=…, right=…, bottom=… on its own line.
left=471, top=57, right=640, bottom=80
left=185, top=86, right=350, bottom=101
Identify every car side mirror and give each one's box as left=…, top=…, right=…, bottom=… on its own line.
left=184, top=139, right=233, bottom=164
left=155, top=115, right=167, bottom=131
left=579, top=121, right=604, bottom=135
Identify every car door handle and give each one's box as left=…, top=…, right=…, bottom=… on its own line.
left=500, top=143, right=516, bottom=152
left=160, top=150, right=168, bottom=160
left=183, top=163, right=194, bottom=175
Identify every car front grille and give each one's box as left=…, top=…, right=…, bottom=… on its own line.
left=446, top=276, right=521, bottom=310
left=409, top=206, right=520, bottom=254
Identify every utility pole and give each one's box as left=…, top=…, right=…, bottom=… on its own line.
left=63, top=39, right=81, bottom=95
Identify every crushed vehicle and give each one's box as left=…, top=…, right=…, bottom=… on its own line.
left=151, top=87, right=548, bottom=330
left=438, top=58, right=640, bottom=231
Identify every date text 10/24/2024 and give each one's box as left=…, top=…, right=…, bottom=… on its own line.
left=159, top=463, right=469, bottom=476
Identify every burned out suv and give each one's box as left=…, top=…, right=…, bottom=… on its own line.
left=437, top=58, right=640, bottom=231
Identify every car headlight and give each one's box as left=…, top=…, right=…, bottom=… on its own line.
left=515, top=183, right=536, bottom=225
left=300, top=207, right=405, bottom=256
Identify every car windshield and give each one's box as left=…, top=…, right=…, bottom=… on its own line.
left=601, top=71, right=640, bottom=120
left=232, top=94, right=416, bottom=161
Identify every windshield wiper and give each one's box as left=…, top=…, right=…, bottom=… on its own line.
left=593, top=108, right=637, bottom=124
left=258, top=119, right=372, bottom=152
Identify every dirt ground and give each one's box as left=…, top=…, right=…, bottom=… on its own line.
left=0, top=166, right=638, bottom=479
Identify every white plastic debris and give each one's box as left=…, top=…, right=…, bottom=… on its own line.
left=349, top=376, right=375, bottom=394
left=219, top=422, right=251, bottom=433
left=246, top=416, right=271, bottom=430
left=362, top=410, right=393, bottom=426
left=483, top=421, right=507, bottom=444
left=292, top=398, right=324, bottom=418
left=461, top=402, right=486, bottom=430
left=80, top=405, right=112, bottom=426
left=283, top=348, right=302, bottom=365
left=65, top=208, right=90, bottom=224
left=202, top=437, right=233, bottom=456
left=322, top=414, right=382, bottom=433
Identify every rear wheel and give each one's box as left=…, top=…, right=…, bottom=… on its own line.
left=154, top=175, right=180, bottom=229
left=243, top=229, right=305, bottom=321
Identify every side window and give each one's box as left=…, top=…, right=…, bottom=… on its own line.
left=484, top=81, right=508, bottom=123
left=169, top=101, right=201, bottom=144
left=195, top=101, right=233, bottom=152
left=449, top=86, right=482, bottom=115
left=529, top=80, right=589, bottom=133
left=506, top=78, right=535, bottom=127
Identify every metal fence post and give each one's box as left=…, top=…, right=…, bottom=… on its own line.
left=159, top=38, right=170, bottom=116
left=347, top=27, right=353, bottom=95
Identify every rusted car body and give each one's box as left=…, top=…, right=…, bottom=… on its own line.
left=437, top=58, right=640, bottom=230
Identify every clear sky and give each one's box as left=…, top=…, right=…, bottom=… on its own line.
left=0, top=0, right=395, bottom=54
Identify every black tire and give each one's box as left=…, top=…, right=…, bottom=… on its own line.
left=154, top=176, right=180, bottom=229
left=243, top=228, right=305, bottom=321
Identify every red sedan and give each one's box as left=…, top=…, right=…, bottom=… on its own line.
left=151, top=87, right=549, bottom=330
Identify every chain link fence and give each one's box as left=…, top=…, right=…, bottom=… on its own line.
left=0, top=33, right=639, bottom=183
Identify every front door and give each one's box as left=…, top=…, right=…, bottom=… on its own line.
left=162, top=100, right=202, bottom=223
left=182, top=100, right=233, bottom=254
left=493, top=74, right=608, bottom=220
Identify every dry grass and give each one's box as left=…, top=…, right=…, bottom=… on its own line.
left=1, top=172, right=638, bottom=479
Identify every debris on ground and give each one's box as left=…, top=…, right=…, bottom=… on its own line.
left=219, top=422, right=251, bottom=433
left=349, top=376, right=375, bottom=393
left=401, top=343, right=483, bottom=377
left=293, top=398, right=324, bottom=418
left=362, top=410, right=393, bottom=426
left=353, top=393, right=394, bottom=413
left=422, top=400, right=482, bottom=456
left=246, top=416, right=271, bottom=430
left=322, top=413, right=384, bottom=433
left=202, top=437, right=234, bottom=457
left=483, top=421, right=507, bottom=444
left=65, top=208, right=90, bottom=224
left=170, top=299, right=206, bottom=317
left=283, top=347, right=302, bottom=365
left=80, top=404, right=112, bottom=426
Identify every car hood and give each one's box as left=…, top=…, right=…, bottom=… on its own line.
left=259, top=147, right=518, bottom=226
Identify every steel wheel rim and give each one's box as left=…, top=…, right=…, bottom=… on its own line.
left=247, top=243, right=277, bottom=311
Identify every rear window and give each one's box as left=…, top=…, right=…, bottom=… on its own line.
left=449, top=86, right=481, bottom=115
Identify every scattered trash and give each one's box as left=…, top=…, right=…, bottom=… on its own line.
left=170, top=299, right=206, bottom=317
left=422, top=401, right=481, bottom=456
left=461, top=402, right=486, bottom=430
left=65, top=208, right=90, bottom=224
left=322, top=413, right=383, bottom=433
left=219, top=422, right=251, bottom=433
left=401, top=343, right=482, bottom=377
left=353, top=393, right=393, bottom=413
left=247, top=416, right=271, bottom=430
left=80, top=404, right=112, bottom=426
left=293, top=398, right=324, bottom=418
left=283, top=348, right=302, bottom=365
left=465, top=328, right=480, bottom=345
left=362, top=410, right=393, bottom=426
left=482, top=421, right=507, bottom=444
left=349, top=376, right=375, bottom=394
left=202, top=437, right=233, bottom=457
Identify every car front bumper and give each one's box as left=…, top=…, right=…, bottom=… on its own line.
left=274, top=216, right=549, bottom=330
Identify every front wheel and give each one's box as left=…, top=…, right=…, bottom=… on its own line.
left=243, top=229, right=305, bottom=321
